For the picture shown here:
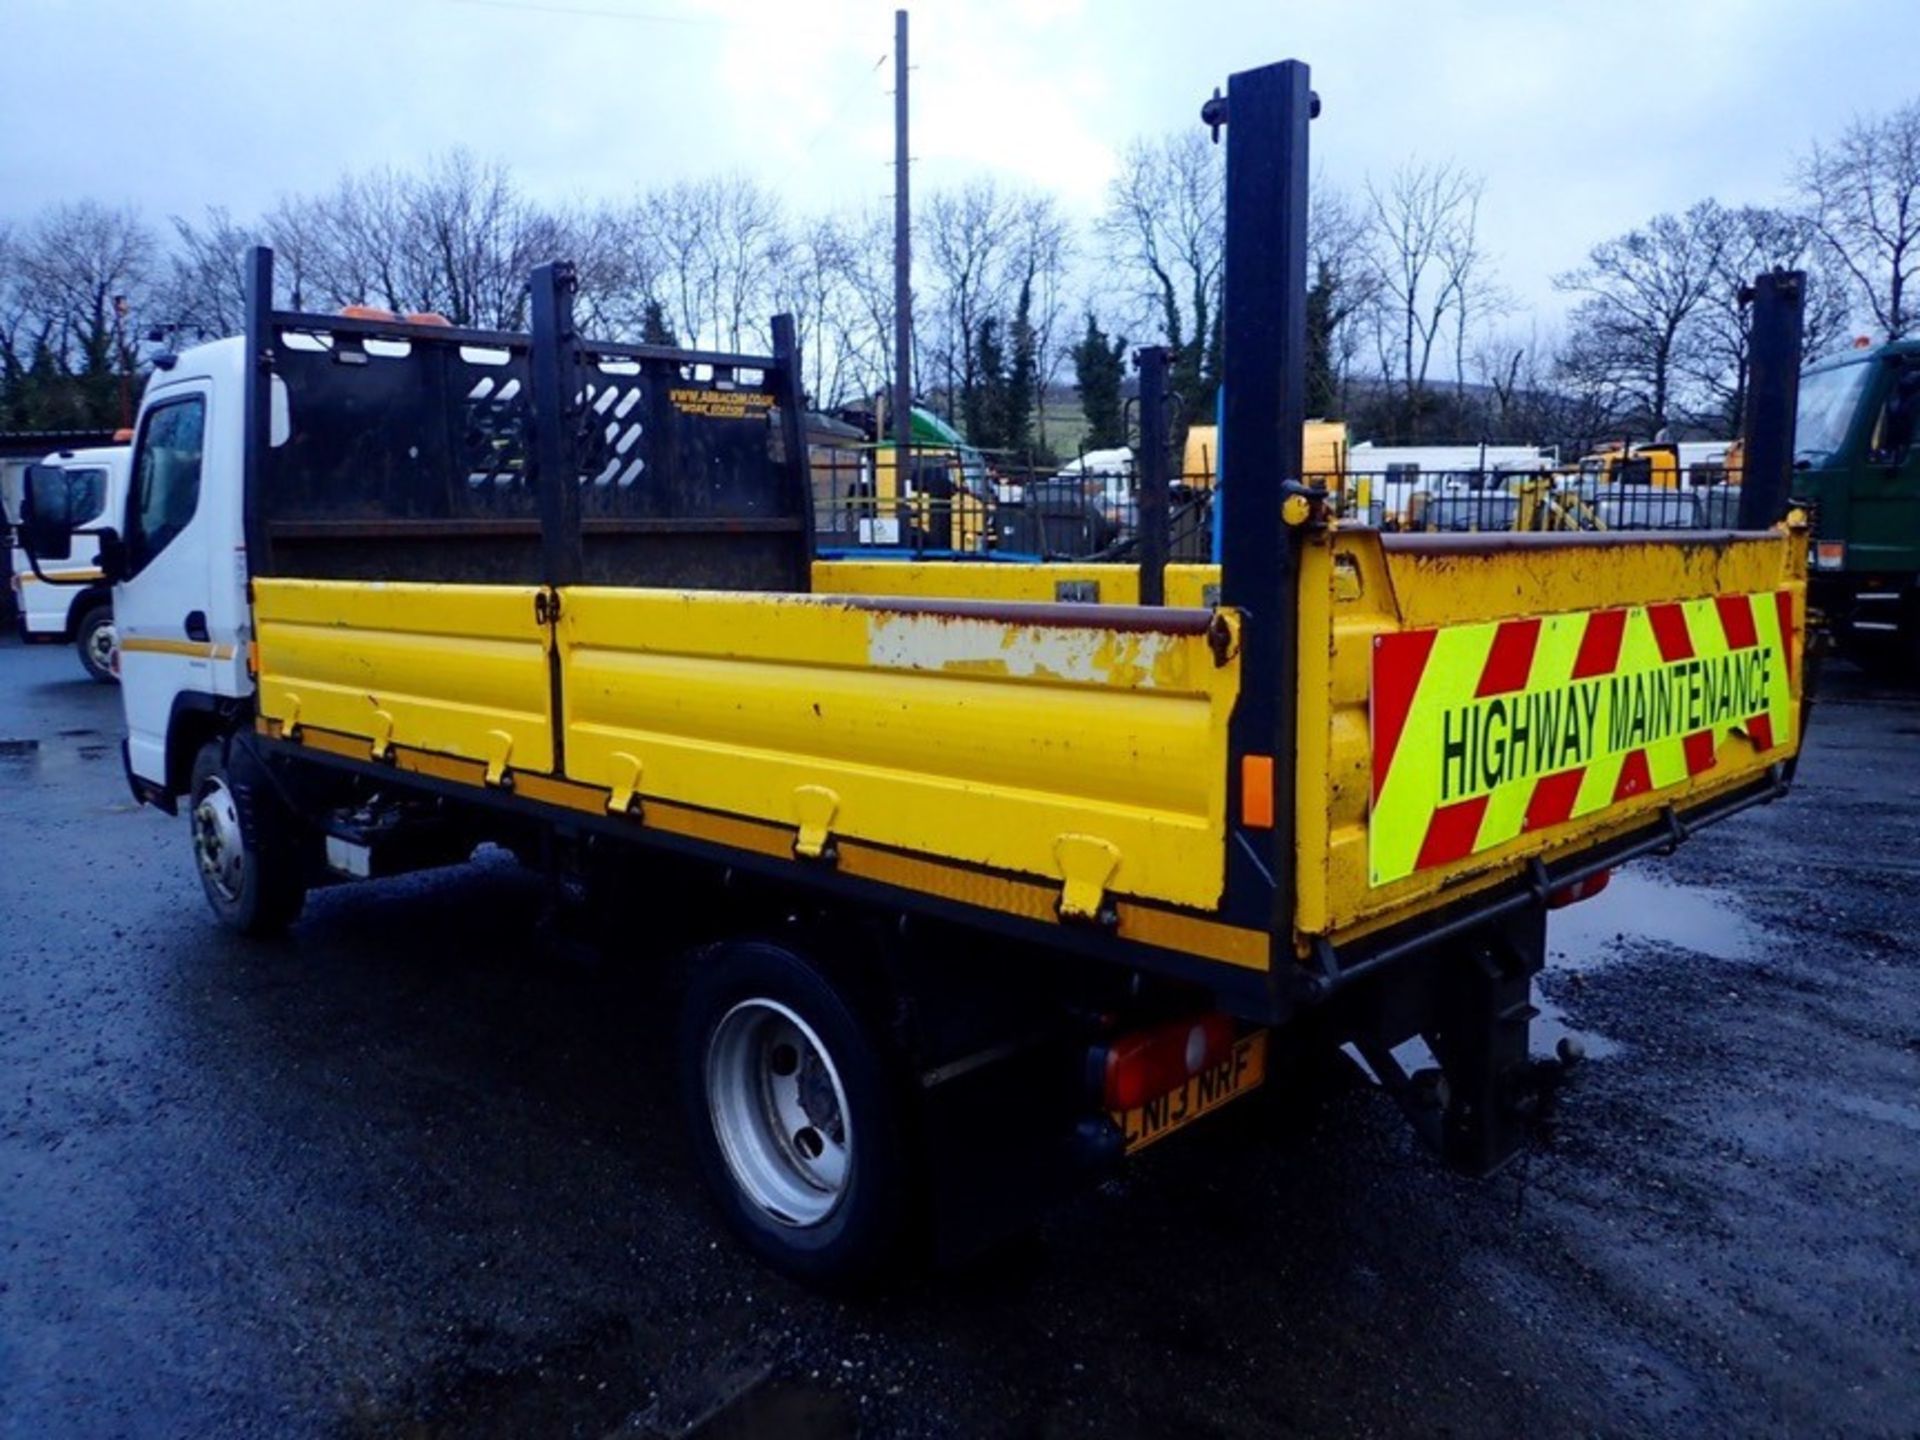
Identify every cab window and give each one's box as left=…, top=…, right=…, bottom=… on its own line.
left=126, top=397, right=206, bottom=575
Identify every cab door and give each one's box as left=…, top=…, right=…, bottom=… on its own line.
left=1852, top=355, right=1920, bottom=578
left=115, top=381, right=223, bottom=786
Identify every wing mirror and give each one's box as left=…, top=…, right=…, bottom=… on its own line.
left=20, top=465, right=123, bottom=580
left=20, top=464, right=78, bottom=562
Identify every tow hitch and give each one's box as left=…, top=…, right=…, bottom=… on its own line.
left=1355, top=906, right=1575, bottom=1176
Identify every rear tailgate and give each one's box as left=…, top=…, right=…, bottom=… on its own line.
left=1295, top=527, right=1805, bottom=946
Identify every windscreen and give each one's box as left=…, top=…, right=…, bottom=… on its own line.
left=1796, top=360, right=1872, bottom=462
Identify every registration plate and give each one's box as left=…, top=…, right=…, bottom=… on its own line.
left=1113, top=1032, right=1268, bottom=1154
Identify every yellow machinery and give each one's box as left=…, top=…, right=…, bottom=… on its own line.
left=1183, top=420, right=1349, bottom=495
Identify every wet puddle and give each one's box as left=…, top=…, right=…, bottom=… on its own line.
left=341, top=1317, right=855, bottom=1440
left=1532, top=868, right=1761, bottom=1061
left=0, top=728, right=114, bottom=776
left=1547, top=868, right=1761, bottom=970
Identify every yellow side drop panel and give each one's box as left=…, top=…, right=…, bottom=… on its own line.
left=252, top=579, right=555, bottom=775
left=1295, top=529, right=1806, bottom=947
left=559, top=589, right=1238, bottom=911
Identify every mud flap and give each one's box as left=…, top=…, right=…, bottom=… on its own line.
left=916, top=1033, right=1124, bottom=1266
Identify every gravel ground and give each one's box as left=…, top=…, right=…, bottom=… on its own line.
left=1, top=634, right=1915, bottom=1439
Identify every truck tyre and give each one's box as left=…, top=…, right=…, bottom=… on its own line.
left=189, top=739, right=307, bottom=937
left=75, top=604, right=117, bottom=684
left=677, top=940, right=918, bottom=1288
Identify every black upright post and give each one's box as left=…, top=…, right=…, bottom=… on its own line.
left=1135, top=345, right=1171, bottom=606
left=528, top=260, right=583, bottom=590
left=1213, top=61, right=1314, bottom=943
left=241, top=245, right=275, bottom=577
left=1737, top=268, right=1806, bottom=531
left=892, top=9, right=913, bottom=486
left=771, top=311, right=815, bottom=591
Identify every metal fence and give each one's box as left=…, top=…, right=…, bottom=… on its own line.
left=808, top=447, right=1744, bottom=563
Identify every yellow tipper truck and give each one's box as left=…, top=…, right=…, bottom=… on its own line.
left=20, top=60, right=1808, bottom=1285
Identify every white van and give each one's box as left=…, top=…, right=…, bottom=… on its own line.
left=10, top=445, right=130, bottom=681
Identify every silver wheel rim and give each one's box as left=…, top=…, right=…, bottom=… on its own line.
left=192, top=777, right=245, bottom=904
left=706, top=998, right=852, bottom=1227
left=86, top=620, right=117, bottom=674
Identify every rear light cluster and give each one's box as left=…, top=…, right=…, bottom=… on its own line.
left=1097, top=1012, right=1236, bottom=1110
left=1547, top=869, right=1611, bottom=909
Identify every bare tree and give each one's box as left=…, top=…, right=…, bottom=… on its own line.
left=1472, top=323, right=1553, bottom=440
left=0, top=202, right=157, bottom=426
left=1307, top=180, right=1377, bottom=417
left=403, top=150, right=555, bottom=329
left=781, top=210, right=866, bottom=408
left=565, top=198, right=667, bottom=340
left=161, top=207, right=260, bottom=340
left=1099, top=131, right=1223, bottom=423
left=1470, top=320, right=1620, bottom=451
left=1010, top=193, right=1073, bottom=455
left=15, top=200, right=156, bottom=418
left=1688, top=204, right=1853, bottom=432
left=923, top=179, right=1020, bottom=422
left=0, top=222, right=31, bottom=403
left=645, top=176, right=789, bottom=352
left=1554, top=200, right=1727, bottom=434
left=702, top=176, right=790, bottom=352
left=833, top=206, right=901, bottom=410
left=1360, top=160, right=1487, bottom=436
left=1798, top=99, right=1920, bottom=340
left=263, top=173, right=410, bottom=315
left=1439, top=181, right=1505, bottom=398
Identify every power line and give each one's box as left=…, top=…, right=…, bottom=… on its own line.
left=431, top=0, right=729, bottom=27
left=798, top=49, right=889, bottom=155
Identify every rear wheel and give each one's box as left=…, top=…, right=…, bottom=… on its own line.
left=189, top=740, right=308, bottom=936
left=677, top=941, right=918, bottom=1287
left=75, top=604, right=116, bottom=684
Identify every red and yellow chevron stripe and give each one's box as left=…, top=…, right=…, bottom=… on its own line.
left=1368, top=589, right=1796, bottom=887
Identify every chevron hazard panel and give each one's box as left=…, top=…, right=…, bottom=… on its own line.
left=1368, top=590, right=1796, bottom=887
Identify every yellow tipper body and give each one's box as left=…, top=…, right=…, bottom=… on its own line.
left=251, top=522, right=1803, bottom=973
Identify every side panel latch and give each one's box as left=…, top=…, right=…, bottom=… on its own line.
left=1055, top=834, right=1121, bottom=927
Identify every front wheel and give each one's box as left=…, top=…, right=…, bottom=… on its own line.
left=76, top=604, right=116, bottom=683
left=677, top=941, right=919, bottom=1288
left=189, top=739, right=308, bottom=936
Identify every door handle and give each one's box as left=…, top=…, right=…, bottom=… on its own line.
left=184, top=610, right=209, bottom=642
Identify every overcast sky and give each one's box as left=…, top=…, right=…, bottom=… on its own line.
left=2, top=0, right=1911, bottom=321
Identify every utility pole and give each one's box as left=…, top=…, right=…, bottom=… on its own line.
left=892, top=8, right=912, bottom=476
left=113, top=295, right=130, bottom=429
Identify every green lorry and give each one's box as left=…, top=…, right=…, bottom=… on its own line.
left=1796, top=338, right=1920, bottom=672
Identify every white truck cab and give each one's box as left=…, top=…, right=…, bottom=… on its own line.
left=106, top=339, right=254, bottom=797
left=17, top=338, right=254, bottom=796
left=10, top=445, right=130, bottom=680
